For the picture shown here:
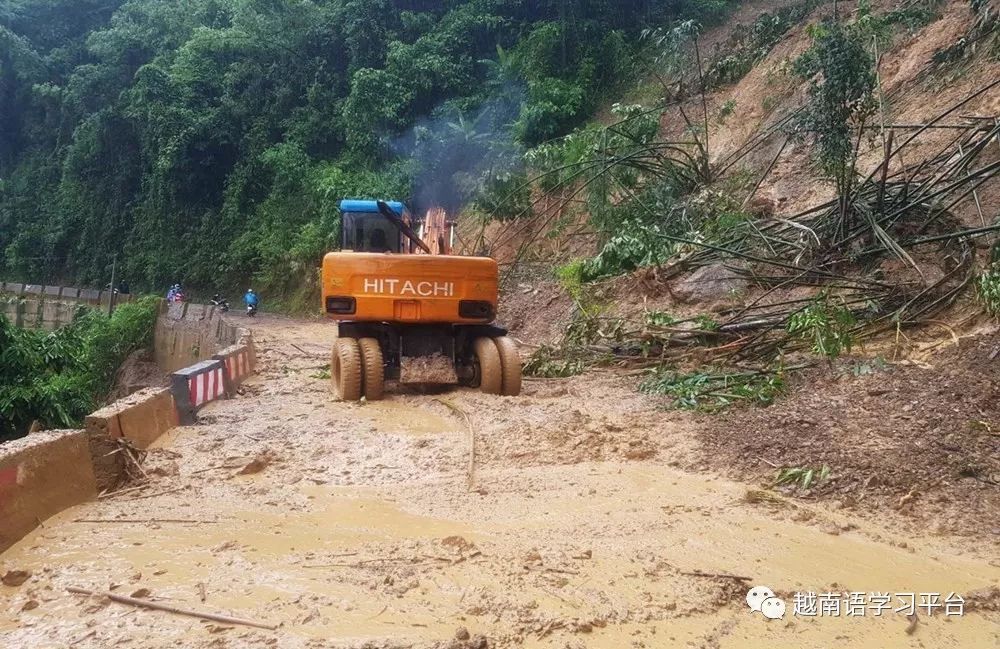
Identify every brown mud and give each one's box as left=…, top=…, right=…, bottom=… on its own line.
left=108, top=348, right=170, bottom=401
left=703, top=329, right=1000, bottom=540
left=2, top=313, right=998, bottom=648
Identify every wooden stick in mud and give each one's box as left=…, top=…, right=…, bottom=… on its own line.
left=97, top=484, right=148, bottom=499
left=67, top=587, right=277, bottom=631
left=124, top=486, right=186, bottom=501
left=680, top=570, right=752, bottom=582
left=72, top=518, right=212, bottom=524
left=434, top=398, right=476, bottom=491
left=289, top=342, right=317, bottom=356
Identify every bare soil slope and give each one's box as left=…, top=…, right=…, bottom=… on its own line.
left=702, top=330, right=1000, bottom=538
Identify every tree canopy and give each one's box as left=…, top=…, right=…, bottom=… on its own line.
left=0, top=0, right=733, bottom=302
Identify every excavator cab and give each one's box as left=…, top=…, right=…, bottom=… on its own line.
left=321, top=199, right=521, bottom=401
left=339, top=200, right=422, bottom=254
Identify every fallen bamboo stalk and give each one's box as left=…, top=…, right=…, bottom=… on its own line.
left=67, top=587, right=277, bottom=630
left=856, top=123, right=994, bottom=130
left=190, top=463, right=244, bottom=474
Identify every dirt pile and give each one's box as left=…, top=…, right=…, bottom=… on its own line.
left=497, top=264, right=574, bottom=347
left=467, top=374, right=670, bottom=469
left=702, top=334, right=1000, bottom=537
left=108, top=348, right=170, bottom=401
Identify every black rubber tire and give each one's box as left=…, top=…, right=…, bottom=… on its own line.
left=473, top=337, right=503, bottom=395
left=492, top=336, right=522, bottom=396
left=332, top=338, right=363, bottom=401
left=358, top=337, right=385, bottom=401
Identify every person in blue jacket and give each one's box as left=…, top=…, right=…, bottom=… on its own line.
left=244, top=288, right=259, bottom=313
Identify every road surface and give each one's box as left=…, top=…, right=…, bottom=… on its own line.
left=2, top=315, right=998, bottom=648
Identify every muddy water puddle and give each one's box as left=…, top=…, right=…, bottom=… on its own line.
left=545, top=466, right=999, bottom=594
left=1, top=488, right=476, bottom=643
left=3, top=463, right=998, bottom=647
left=355, top=400, right=463, bottom=436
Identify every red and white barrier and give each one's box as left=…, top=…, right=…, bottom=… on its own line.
left=213, top=335, right=257, bottom=396
left=222, top=347, right=252, bottom=384
left=170, top=359, right=228, bottom=424
left=188, top=365, right=226, bottom=407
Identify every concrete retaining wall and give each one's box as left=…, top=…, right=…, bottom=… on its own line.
left=0, top=430, right=98, bottom=552
left=154, top=301, right=241, bottom=372
left=0, top=282, right=133, bottom=331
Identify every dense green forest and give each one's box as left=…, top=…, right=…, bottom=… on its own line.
left=0, top=0, right=735, bottom=304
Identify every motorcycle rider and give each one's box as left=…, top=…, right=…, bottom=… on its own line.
left=166, top=284, right=185, bottom=302
left=211, top=293, right=229, bottom=311
left=244, top=288, right=259, bottom=316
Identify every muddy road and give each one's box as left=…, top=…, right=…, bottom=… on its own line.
left=2, top=315, right=998, bottom=648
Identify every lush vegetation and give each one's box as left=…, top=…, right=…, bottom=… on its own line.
left=640, top=366, right=785, bottom=410
left=512, top=1, right=816, bottom=286
left=976, top=261, right=1000, bottom=318
left=0, top=0, right=738, bottom=305
left=0, top=297, right=158, bottom=441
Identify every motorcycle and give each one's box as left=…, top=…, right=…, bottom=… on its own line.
left=246, top=303, right=258, bottom=317
left=211, top=297, right=230, bottom=312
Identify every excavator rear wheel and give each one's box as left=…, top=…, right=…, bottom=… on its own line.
left=358, top=337, right=385, bottom=401
left=473, top=337, right=503, bottom=395
left=332, top=337, right=363, bottom=401
left=492, top=336, right=522, bottom=396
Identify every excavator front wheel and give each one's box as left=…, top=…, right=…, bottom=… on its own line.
left=472, top=337, right=503, bottom=395
left=492, top=336, right=522, bottom=396
left=358, top=337, right=385, bottom=401
left=332, top=337, right=363, bottom=401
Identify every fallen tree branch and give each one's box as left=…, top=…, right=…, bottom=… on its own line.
left=123, top=486, right=187, bottom=501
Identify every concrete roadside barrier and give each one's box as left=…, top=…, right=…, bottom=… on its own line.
left=0, top=430, right=98, bottom=553
left=84, top=388, right=180, bottom=492
left=171, top=359, right=227, bottom=424
left=84, top=387, right=178, bottom=450
left=213, top=337, right=257, bottom=396
left=78, top=288, right=100, bottom=303
left=238, top=329, right=257, bottom=365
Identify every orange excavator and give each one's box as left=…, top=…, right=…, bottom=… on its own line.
left=321, top=200, right=522, bottom=401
